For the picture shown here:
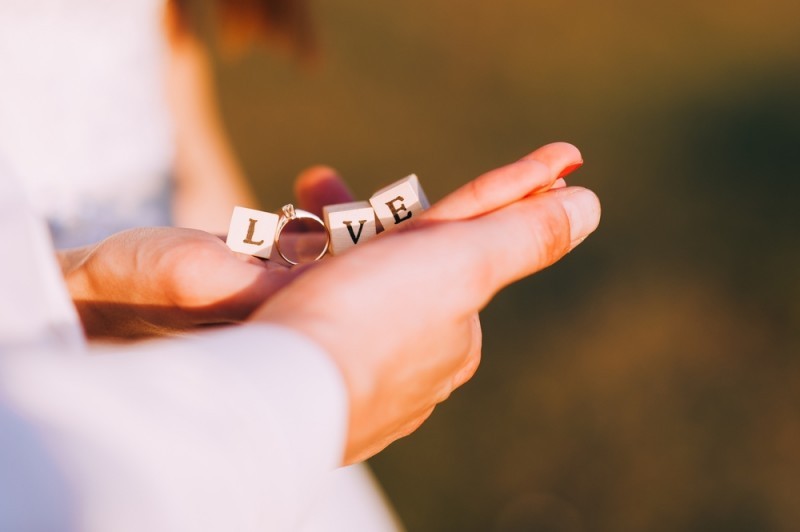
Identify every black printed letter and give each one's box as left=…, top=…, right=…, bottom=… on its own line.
left=343, top=220, right=368, bottom=244
left=386, top=196, right=412, bottom=224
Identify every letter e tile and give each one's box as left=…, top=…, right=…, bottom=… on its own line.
left=369, top=174, right=429, bottom=231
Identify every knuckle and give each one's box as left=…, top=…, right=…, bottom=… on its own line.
left=526, top=200, right=571, bottom=266
left=464, top=176, right=488, bottom=210
left=521, top=158, right=550, bottom=176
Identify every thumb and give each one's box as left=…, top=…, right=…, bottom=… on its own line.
left=294, top=165, right=355, bottom=217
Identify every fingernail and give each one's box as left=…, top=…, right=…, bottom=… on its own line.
left=556, top=187, right=600, bottom=247
left=552, top=178, right=568, bottom=189
left=557, top=161, right=583, bottom=178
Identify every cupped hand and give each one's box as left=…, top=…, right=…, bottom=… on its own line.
left=251, top=142, right=600, bottom=464
left=61, top=166, right=352, bottom=338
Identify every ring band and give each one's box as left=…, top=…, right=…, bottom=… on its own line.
left=274, top=204, right=330, bottom=265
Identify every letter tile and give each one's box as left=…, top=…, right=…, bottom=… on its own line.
left=323, top=201, right=378, bottom=255
left=369, top=174, right=429, bottom=231
left=225, top=206, right=279, bottom=259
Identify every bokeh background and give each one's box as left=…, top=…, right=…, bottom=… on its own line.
left=204, top=1, right=799, bottom=530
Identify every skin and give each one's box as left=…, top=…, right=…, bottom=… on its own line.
left=59, top=142, right=600, bottom=464
left=58, top=164, right=350, bottom=338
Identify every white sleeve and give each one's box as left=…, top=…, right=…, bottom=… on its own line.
left=0, top=324, right=349, bottom=532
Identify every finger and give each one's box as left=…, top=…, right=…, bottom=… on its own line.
left=202, top=262, right=297, bottom=321
left=425, top=142, right=582, bottom=222
left=459, top=186, right=600, bottom=308
left=520, top=141, right=584, bottom=177
left=166, top=237, right=298, bottom=321
left=370, top=186, right=600, bottom=315
left=312, top=185, right=599, bottom=322
left=294, top=165, right=355, bottom=217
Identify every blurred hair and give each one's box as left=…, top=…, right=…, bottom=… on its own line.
left=168, top=0, right=314, bottom=56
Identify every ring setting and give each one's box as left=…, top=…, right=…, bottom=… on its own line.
left=274, top=203, right=330, bottom=265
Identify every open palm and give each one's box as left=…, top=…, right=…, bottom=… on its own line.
left=63, top=167, right=350, bottom=338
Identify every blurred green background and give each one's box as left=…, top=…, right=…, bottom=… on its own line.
left=207, top=1, right=800, bottom=530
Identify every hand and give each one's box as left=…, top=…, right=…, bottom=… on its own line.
left=251, top=142, right=601, bottom=464
left=60, top=167, right=352, bottom=338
